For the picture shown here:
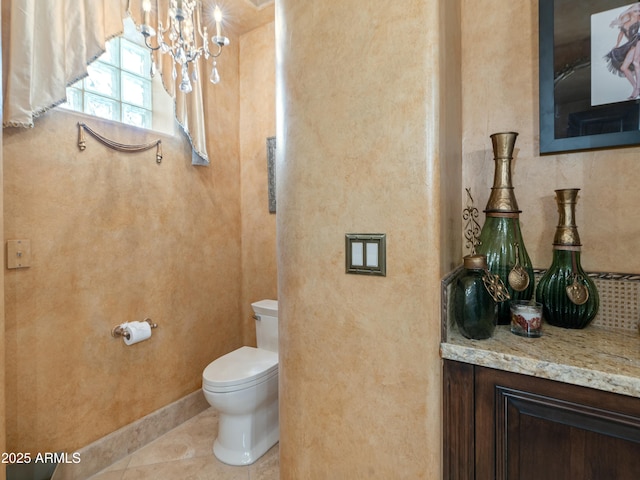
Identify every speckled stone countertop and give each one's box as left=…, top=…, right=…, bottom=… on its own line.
left=441, top=324, right=640, bottom=398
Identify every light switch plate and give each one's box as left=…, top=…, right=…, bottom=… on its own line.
left=7, top=239, right=31, bottom=269
left=345, top=234, right=386, bottom=276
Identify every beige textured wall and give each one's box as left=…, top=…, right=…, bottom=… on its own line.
left=462, top=0, right=640, bottom=273
left=276, top=0, right=460, bottom=477
left=3, top=32, right=243, bottom=452
left=240, top=22, right=277, bottom=346
left=0, top=4, right=5, bottom=477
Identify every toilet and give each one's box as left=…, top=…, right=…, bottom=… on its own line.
left=202, top=299, right=279, bottom=466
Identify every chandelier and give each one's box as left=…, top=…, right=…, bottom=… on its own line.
left=139, top=0, right=229, bottom=93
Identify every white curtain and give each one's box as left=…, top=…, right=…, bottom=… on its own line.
left=3, top=0, right=126, bottom=127
left=3, top=0, right=211, bottom=166
left=128, top=0, right=210, bottom=165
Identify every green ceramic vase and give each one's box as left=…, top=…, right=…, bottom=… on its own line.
left=476, top=132, right=534, bottom=324
left=536, top=189, right=599, bottom=329
left=477, top=216, right=534, bottom=324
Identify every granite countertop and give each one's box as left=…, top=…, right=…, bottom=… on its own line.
left=440, top=324, right=640, bottom=398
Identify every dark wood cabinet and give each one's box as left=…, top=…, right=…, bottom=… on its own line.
left=443, top=360, right=640, bottom=479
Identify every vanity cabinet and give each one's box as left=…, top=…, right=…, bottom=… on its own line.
left=443, top=359, right=640, bottom=479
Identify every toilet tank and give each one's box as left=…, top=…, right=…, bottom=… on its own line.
left=251, top=299, right=278, bottom=353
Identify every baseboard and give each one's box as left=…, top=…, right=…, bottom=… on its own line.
left=51, top=390, right=209, bottom=480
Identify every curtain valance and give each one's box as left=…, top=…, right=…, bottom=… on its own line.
left=3, top=0, right=211, bottom=166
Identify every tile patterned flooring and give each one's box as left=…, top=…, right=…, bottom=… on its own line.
left=87, top=408, right=279, bottom=480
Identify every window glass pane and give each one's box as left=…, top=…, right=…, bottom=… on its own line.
left=60, top=87, right=83, bottom=111
left=98, top=37, right=120, bottom=66
left=121, top=40, right=151, bottom=77
left=85, top=93, right=120, bottom=122
left=121, top=72, right=151, bottom=109
left=85, top=62, right=120, bottom=99
left=122, top=104, right=152, bottom=129
left=57, top=29, right=170, bottom=133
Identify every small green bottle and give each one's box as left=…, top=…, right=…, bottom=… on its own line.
left=454, top=254, right=498, bottom=340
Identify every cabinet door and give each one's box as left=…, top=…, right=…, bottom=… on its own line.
left=475, top=366, right=640, bottom=480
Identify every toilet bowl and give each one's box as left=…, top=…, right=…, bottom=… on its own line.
left=202, top=300, right=279, bottom=466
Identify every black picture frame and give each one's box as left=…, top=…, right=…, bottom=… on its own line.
left=539, top=0, right=640, bottom=154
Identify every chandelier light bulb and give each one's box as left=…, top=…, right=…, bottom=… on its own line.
left=214, top=6, right=223, bottom=38
left=142, top=0, right=151, bottom=25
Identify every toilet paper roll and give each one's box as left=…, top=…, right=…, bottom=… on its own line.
left=123, top=321, right=152, bottom=346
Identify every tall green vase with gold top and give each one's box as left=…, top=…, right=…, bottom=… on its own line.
left=476, top=132, right=534, bottom=324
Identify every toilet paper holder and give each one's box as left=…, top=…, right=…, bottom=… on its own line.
left=111, top=318, right=158, bottom=340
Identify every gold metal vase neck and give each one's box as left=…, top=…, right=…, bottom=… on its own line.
left=553, top=188, right=582, bottom=247
left=485, top=132, right=521, bottom=214
left=491, top=131, right=518, bottom=159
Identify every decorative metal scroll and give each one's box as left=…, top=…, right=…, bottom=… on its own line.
left=463, top=188, right=482, bottom=255
left=77, top=122, right=163, bottom=164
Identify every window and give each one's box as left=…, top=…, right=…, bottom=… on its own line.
left=61, top=18, right=173, bottom=134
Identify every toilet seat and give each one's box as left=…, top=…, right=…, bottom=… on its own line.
left=203, top=346, right=278, bottom=393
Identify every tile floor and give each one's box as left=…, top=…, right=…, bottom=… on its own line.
left=87, top=408, right=279, bottom=480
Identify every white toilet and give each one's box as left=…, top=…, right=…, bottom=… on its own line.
left=202, top=299, right=279, bottom=466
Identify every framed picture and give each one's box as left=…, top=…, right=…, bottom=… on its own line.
left=539, top=0, right=640, bottom=154
left=267, top=136, right=276, bottom=213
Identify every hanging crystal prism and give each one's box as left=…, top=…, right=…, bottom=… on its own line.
left=179, top=65, right=192, bottom=93
left=210, top=61, right=220, bottom=85
left=176, top=46, right=187, bottom=65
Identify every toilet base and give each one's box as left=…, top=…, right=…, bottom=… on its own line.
left=212, top=400, right=279, bottom=466
left=213, top=426, right=279, bottom=466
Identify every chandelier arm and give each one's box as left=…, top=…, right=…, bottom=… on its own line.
left=144, top=36, right=162, bottom=52
left=187, top=48, right=204, bottom=63
left=178, top=18, right=185, bottom=44
left=199, top=28, right=209, bottom=58
left=158, top=21, right=169, bottom=35
left=211, top=43, right=223, bottom=58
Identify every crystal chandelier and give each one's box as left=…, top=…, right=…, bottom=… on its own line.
left=139, top=0, right=229, bottom=93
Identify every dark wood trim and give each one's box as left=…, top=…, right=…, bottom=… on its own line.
left=442, top=360, right=474, bottom=480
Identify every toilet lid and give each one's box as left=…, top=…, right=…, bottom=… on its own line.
left=203, top=346, right=278, bottom=392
